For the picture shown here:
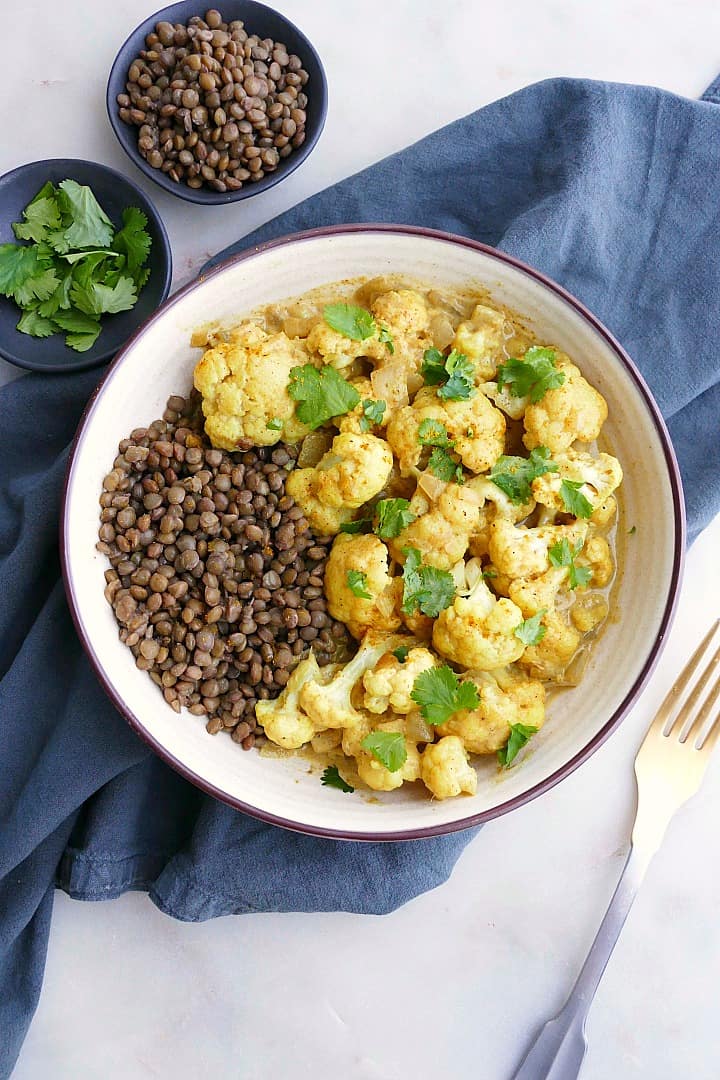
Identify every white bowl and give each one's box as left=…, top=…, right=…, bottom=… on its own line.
left=62, top=225, right=685, bottom=840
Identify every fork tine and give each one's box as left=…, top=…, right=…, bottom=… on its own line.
left=687, top=669, right=720, bottom=748
left=651, top=620, right=720, bottom=737
left=678, top=643, right=720, bottom=741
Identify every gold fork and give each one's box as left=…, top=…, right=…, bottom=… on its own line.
left=512, top=619, right=720, bottom=1080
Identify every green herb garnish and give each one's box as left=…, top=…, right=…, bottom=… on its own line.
left=428, top=447, right=464, bottom=484
left=0, top=180, right=152, bottom=352
left=559, top=479, right=594, bottom=519
left=421, top=347, right=476, bottom=400
left=489, top=447, right=558, bottom=504
left=378, top=325, right=395, bottom=353
left=496, top=346, right=566, bottom=403
left=548, top=538, right=592, bottom=589
left=360, top=731, right=407, bottom=772
left=628, top=525, right=636, bottom=535
left=321, top=765, right=355, bottom=793
left=266, top=417, right=283, bottom=431
left=288, top=364, right=361, bottom=429
left=360, top=398, right=387, bottom=432
left=323, top=303, right=394, bottom=352
left=410, top=665, right=480, bottom=725
left=393, top=645, right=411, bottom=663
left=418, top=417, right=454, bottom=447
left=339, top=518, right=373, bottom=534
left=497, top=723, right=539, bottom=767
left=375, top=498, right=415, bottom=539
left=514, top=610, right=547, bottom=646
left=346, top=570, right=372, bottom=598
left=401, top=547, right=456, bottom=618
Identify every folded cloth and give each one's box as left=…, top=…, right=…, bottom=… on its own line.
left=2, top=74, right=719, bottom=1076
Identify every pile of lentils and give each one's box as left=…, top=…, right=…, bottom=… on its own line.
left=116, top=9, right=309, bottom=193
left=97, top=390, right=350, bottom=748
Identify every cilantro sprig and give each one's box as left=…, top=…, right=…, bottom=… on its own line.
left=417, top=418, right=464, bottom=484
left=323, top=302, right=394, bottom=353
left=514, top=610, right=547, bottom=646
left=361, top=731, right=407, bottom=772
left=339, top=518, right=373, bottom=535
left=497, top=723, right=539, bottom=767
left=346, top=569, right=372, bottom=598
left=401, top=547, right=456, bottom=618
left=375, top=498, right=415, bottom=539
left=410, top=665, right=480, bottom=725
left=321, top=765, right=355, bottom=793
left=548, top=538, right=592, bottom=589
left=421, top=347, right=476, bottom=400
left=489, top=447, right=557, bottom=504
left=360, top=398, right=387, bottom=432
left=288, top=364, right=361, bottom=429
left=0, top=180, right=152, bottom=353
left=559, top=479, right=594, bottom=519
left=496, top=346, right=566, bottom=403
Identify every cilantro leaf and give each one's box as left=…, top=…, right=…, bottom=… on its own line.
left=323, top=302, right=376, bottom=341
left=339, top=518, right=373, bottom=534
left=266, top=417, right=283, bottom=431
left=393, top=646, right=411, bottom=663
left=64, top=327, right=102, bottom=352
left=52, top=309, right=102, bottom=334
left=346, top=570, right=372, bottom=599
left=548, top=538, right=592, bottom=589
left=16, top=309, right=56, bottom=338
left=428, top=447, right=464, bottom=484
left=360, top=398, right=386, bottom=432
left=321, top=765, right=355, bottom=793
left=378, top=325, right=394, bottom=353
left=360, top=730, right=407, bottom=772
left=375, top=498, right=414, bottom=539
left=497, top=723, right=539, bottom=767
left=410, top=665, right=480, bottom=725
left=13, top=194, right=61, bottom=243
left=57, top=179, right=114, bottom=249
left=70, top=275, right=137, bottom=316
left=559, top=479, right=594, bottom=519
left=418, top=418, right=454, bottom=447
left=489, top=447, right=558, bottom=504
left=112, top=206, right=151, bottom=279
left=514, top=610, right=547, bottom=646
left=288, top=364, right=361, bottom=429
left=496, top=346, right=566, bottom=403
left=437, top=350, right=476, bottom=400
left=37, top=267, right=74, bottom=317
left=420, top=347, right=448, bottom=385
left=401, top=547, right=456, bottom=617
left=0, top=244, right=46, bottom=299
left=12, top=267, right=60, bottom=308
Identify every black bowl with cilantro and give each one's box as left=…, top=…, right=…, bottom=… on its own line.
left=0, top=158, right=171, bottom=373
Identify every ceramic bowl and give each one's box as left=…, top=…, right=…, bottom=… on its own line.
left=61, top=225, right=685, bottom=839
left=106, top=0, right=328, bottom=206
left=0, top=158, right=171, bottom=373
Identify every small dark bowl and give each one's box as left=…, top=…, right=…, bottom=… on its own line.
left=106, top=1, right=328, bottom=206
left=0, top=159, right=172, bottom=373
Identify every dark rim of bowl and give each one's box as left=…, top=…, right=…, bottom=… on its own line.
left=105, top=1, right=328, bottom=205
left=0, top=157, right=172, bottom=373
left=60, top=223, right=686, bottom=841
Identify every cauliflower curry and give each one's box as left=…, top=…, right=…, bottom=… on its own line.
left=191, top=276, right=622, bottom=800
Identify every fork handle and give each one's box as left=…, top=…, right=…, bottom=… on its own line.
left=512, top=844, right=650, bottom=1080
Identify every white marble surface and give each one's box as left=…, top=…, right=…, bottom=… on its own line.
left=4, top=1, right=720, bottom=1077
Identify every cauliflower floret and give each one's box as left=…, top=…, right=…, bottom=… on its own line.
left=255, top=654, right=327, bottom=748
left=299, top=631, right=404, bottom=731
left=577, top=535, right=614, bottom=588
left=432, top=576, right=525, bottom=670
left=385, top=387, right=505, bottom=477
left=479, top=379, right=529, bottom=420
left=306, top=320, right=385, bottom=370
left=531, top=450, right=623, bottom=517
left=325, top=533, right=403, bottom=639
left=488, top=519, right=588, bottom=580
left=337, top=377, right=388, bottom=434
left=437, top=669, right=545, bottom=754
left=362, top=647, right=437, bottom=714
left=523, top=361, right=608, bottom=453
left=508, top=566, right=569, bottom=616
left=388, top=483, right=483, bottom=570
left=590, top=495, right=617, bottom=527
left=286, top=432, right=393, bottom=535
left=420, top=736, right=477, bottom=799
left=518, top=610, right=581, bottom=682
left=467, top=476, right=536, bottom=558
left=356, top=716, right=422, bottom=792
left=451, top=304, right=510, bottom=381
left=193, top=323, right=311, bottom=449
left=571, top=593, right=610, bottom=633
left=400, top=607, right=434, bottom=641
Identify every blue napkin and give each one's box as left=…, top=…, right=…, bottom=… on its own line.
left=2, top=74, right=720, bottom=1077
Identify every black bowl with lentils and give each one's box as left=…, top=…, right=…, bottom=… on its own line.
left=106, top=1, right=328, bottom=204
left=97, top=390, right=351, bottom=749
